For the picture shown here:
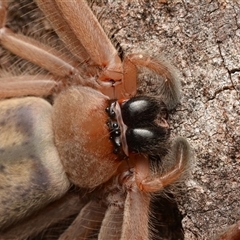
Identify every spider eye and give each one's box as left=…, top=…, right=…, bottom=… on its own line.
left=126, top=127, right=170, bottom=154
left=121, top=96, right=166, bottom=126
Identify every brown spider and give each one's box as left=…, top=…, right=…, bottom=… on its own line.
left=0, top=1, right=193, bottom=239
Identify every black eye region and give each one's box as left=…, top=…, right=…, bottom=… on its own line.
left=121, top=96, right=167, bottom=127
left=106, top=96, right=170, bottom=157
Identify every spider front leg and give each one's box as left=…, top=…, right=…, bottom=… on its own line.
left=95, top=138, right=191, bottom=240
left=121, top=54, right=181, bottom=109
left=59, top=200, right=107, bottom=240
left=0, top=0, right=58, bottom=98
left=120, top=137, right=191, bottom=240
left=0, top=0, right=94, bottom=99
left=0, top=193, right=83, bottom=239
left=136, top=137, right=191, bottom=193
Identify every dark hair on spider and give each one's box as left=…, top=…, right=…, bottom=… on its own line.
left=106, top=95, right=170, bottom=158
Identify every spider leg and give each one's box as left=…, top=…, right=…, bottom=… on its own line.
left=35, top=0, right=91, bottom=65
left=136, top=137, right=191, bottom=193
left=122, top=54, right=182, bottom=109
left=59, top=200, right=107, bottom=240
left=117, top=138, right=190, bottom=240
left=98, top=204, right=123, bottom=240
left=113, top=56, right=138, bottom=99
left=120, top=170, right=151, bottom=240
left=0, top=193, right=83, bottom=240
left=0, top=75, right=57, bottom=98
left=0, top=0, right=96, bottom=89
left=54, top=0, right=123, bottom=83
left=0, top=29, right=85, bottom=84
left=60, top=176, right=125, bottom=240
left=98, top=177, right=125, bottom=240
left=97, top=164, right=151, bottom=240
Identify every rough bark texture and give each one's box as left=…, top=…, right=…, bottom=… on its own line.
left=0, top=1, right=239, bottom=240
